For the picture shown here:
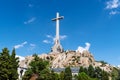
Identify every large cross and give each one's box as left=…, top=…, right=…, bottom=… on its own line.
left=52, top=12, right=64, bottom=44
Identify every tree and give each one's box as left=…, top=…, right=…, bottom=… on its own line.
left=117, top=69, right=120, bottom=80
left=22, top=54, right=50, bottom=80
left=101, top=70, right=109, bottom=80
left=9, top=48, right=19, bottom=80
left=50, top=70, right=60, bottom=80
left=84, top=67, right=88, bottom=74
left=79, top=66, right=84, bottom=73
left=94, top=67, right=102, bottom=79
left=111, top=67, right=119, bottom=80
left=60, top=71, right=65, bottom=80
left=88, top=65, right=95, bottom=78
left=0, top=48, right=10, bottom=80
left=64, top=66, right=72, bottom=80
left=0, top=48, right=19, bottom=80
left=78, top=72, right=98, bottom=80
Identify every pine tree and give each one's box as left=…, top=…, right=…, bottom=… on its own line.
left=0, top=48, right=19, bottom=80
left=117, top=69, right=120, bottom=80
left=101, top=70, right=109, bottom=80
left=79, top=66, right=84, bottom=73
left=64, top=66, right=72, bottom=80
left=9, top=48, right=19, bottom=80
left=0, top=48, right=10, bottom=80
left=78, top=72, right=91, bottom=80
left=88, top=65, right=95, bottom=78
left=94, top=67, right=102, bottom=79
left=60, top=71, right=65, bottom=80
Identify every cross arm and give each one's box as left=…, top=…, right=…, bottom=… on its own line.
left=52, top=16, right=64, bottom=21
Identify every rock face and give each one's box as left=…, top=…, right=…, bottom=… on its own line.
left=19, top=50, right=113, bottom=72
left=49, top=50, right=95, bottom=68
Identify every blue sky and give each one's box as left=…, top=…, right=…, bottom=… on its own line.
left=0, top=0, right=120, bottom=66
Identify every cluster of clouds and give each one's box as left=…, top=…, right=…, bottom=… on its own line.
left=14, top=41, right=36, bottom=50
left=43, top=35, right=67, bottom=44
left=14, top=41, right=27, bottom=49
left=23, top=3, right=35, bottom=25
left=105, top=0, right=120, bottom=15
left=76, top=42, right=91, bottom=53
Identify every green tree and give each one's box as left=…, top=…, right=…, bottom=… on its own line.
left=9, top=48, right=19, bottom=80
left=84, top=67, right=88, bottom=74
left=50, top=70, right=60, bottom=80
left=94, top=67, right=102, bottom=79
left=117, top=69, right=120, bottom=80
left=79, top=66, right=84, bottom=73
left=101, top=70, right=109, bottom=80
left=60, top=71, right=65, bottom=80
left=64, top=67, right=72, bottom=80
left=88, top=65, right=95, bottom=78
left=0, top=48, right=10, bottom=80
left=78, top=72, right=98, bottom=80
left=0, top=48, right=19, bottom=80
left=22, top=54, right=50, bottom=80
left=109, top=67, right=120, bottom=80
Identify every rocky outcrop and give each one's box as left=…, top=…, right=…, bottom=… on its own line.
left=19, top=50, right=113, bottom=72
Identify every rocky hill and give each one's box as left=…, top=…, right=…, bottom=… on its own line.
left=19, top=50, right=113, bottom=73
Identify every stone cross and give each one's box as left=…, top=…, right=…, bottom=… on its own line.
left=52, top=12, right=64, bottom=45
left=51, top=12, right=64, bottom=53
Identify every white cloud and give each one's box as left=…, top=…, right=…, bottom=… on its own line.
left=109, top=10, right=120, bottom=15
left=43, top=40, right=51, bottom=44
left=76, top=42, right=91, bottom=53
left=46, top=35, right=54, bottom=39
left=106, top=0, right=120, bottom=9
left=30, top=43, right=36, bottom=47
left=118, top=65, right=120, bottom=67
left=105, top=0, right=120, bottom=15
left=60, top=35, right=67, bottom=40
left=24, top=17, right=36, bottom=24
left=43, top=35, right=67, bottom=44
left=16, top=55, right=25, bottom=61
left=14, top=41, right=27, bottom=49
left=85, top=42, right=91, bottom=50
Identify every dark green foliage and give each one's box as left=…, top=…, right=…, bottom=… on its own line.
left=64, top=66, right=72, bottom=80
left=100, top=61, right=107, bottom=64
left=78, top=72, right=91, bottom=80
left=78, top=72, right=98, bottom=80
left=117, top=69, right=120, bottom=80
left=88, top=65, right=95, bottom=78
left=22, top=54, right=49, bottom=80
left=101, top=70, right=109, bottom=80
left=78, top=65, right=109, bottom=80
left=83, top=67, right=88, bottom=74
left=111, top=67, right=120, bottom=80
left=23, top=54, right=59, bottom=80
left=60, top=71, right=65, bottom=80
left=9, top=48, right=19, bottom=80
left=0, top=48, right=19, bottom=80
left=50, top=70, right=60, bottom=80
left=23, top=54, right=60, bottom=80
left=94, top=67, right=102, bottom=79
left=79, top=66, right=84, bottom=73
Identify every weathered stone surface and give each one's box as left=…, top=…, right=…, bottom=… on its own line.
left=19, top=50, right=113, bottom=72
